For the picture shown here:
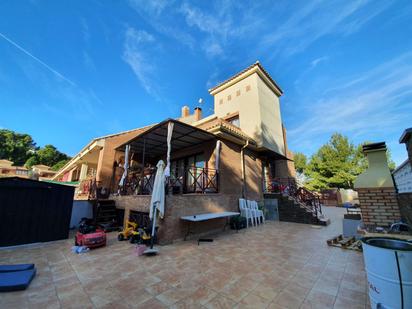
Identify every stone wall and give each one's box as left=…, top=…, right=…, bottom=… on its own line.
left=397, top=192, right=412, bottom=226
left=357, top=188, right=401, bottom=226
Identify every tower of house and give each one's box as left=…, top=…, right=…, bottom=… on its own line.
left=208, top=61, right=286, bottom=157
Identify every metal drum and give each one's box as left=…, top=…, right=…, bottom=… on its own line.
left=362, top=237, right=412, bottom=309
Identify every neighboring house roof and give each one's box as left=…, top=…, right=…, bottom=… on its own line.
left=52, top=125, right=154, bottom=180
left=0, top=159, right=28, bottom=170
left=208, top=61, right=283, bottom=96
left=32, top=164, right=52, bottom=170
left=94, top=124, right=154, bottom=140
left=392, top=159, right=410, bottom=174
left=400, top=127, right=412, bottom=143
left=0, top=159, right=14, bottom=167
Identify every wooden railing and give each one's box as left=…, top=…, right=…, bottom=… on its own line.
left=265, top=177, right=322, bottom=217
left=169, top=167, right=219, bottom=194
left=114, top=167, right=219, bottom=196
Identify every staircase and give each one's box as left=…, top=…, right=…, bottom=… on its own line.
left=94, top=199, right=120, bottom=231
left=265, top=178, right=330, bottom=226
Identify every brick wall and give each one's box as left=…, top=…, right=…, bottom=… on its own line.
left=113, top=193, right=238, bottom=244
left=357, top=187, right=401, bottom=226
left=96, top=128, right=149, bottom=189
left=397, top=192, right=412, bottom=226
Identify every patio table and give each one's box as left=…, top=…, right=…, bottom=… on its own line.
left=181, top=211, right=240, bottom=241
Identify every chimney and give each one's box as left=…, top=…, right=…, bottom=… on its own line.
left=354, top=142, right=400, bottom=228
left=354, top=142, right=394, bottom=189
left=194, top=107, right=202, bottom=121
left=181, top=106, right=190, bottom=118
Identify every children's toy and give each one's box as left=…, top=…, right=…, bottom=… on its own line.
left=75, top=218, right=106, bottom=249
left=118, top=220, right=140, bottom=243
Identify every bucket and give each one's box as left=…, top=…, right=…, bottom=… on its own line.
left=362, top=237, right=412, bottom=309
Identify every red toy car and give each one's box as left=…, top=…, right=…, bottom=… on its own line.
left=75, top=218, right=106, bottom=249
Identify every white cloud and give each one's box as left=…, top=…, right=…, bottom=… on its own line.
left=262, top=0, right=392, bottom=56
left=310, top=56, right=328, bottom=69
left=128, top=0, right=195, bottom=49
left=1, top=31, right=104, bottom=121
left=122, top=27, right=159, bottom=96
left=288, top=52, right=412, bottom=164
left=128, top=0, right=170, bottom=16
left=128, top=0, right=265, bottom=59
left=0, top=32, right=76, bottom=86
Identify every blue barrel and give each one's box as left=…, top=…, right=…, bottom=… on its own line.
left=362, top=237, right=412, bottom=309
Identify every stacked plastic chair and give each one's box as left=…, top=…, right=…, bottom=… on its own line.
left=239, top=198, right=265, bottom=227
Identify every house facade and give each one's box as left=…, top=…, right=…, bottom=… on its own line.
left=54, top=62, right=296, bottom=243
left=0, top=159, right=29, bottom=178
left=0, top=160, right=56, bottom=180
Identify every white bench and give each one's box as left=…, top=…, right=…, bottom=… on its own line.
left=181, top=211, right=240, bottom=241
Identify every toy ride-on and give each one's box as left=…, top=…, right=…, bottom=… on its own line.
left=118, top=220, right=140, bottom=243
left=75, top=218, right=107, bottom=249
left=138, top=225, right=158, bottom=245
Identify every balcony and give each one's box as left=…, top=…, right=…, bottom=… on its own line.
left=112, top=166, right=219, bottom=196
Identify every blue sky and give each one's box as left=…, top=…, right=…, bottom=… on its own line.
left=1, top=0, right=411, bottom=165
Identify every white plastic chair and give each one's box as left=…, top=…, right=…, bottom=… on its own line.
left=239, top=198, right=254, bottom=227
left=246, top=200, right=258, bottom=226
left=248, top=200, right=265, bottom=225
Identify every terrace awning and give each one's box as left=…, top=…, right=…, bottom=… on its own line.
left=116, top=119, right=217, bottom=157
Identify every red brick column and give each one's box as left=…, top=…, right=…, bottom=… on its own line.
left=357, top=187, right=401, bottom=227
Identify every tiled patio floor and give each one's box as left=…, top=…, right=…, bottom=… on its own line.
left=0, top=207, right=368, bottom=309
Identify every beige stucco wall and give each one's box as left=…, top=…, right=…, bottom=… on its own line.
left=214, top=74, right=260, bottom=140
left=354, top=150, right=394, bottom=189
left=213, top=72, right=285, bottom=156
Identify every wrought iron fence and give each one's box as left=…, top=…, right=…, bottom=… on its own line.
left=265, top=177, right=322, bottom=217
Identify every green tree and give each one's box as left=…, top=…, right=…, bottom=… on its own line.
left=305, top=133, right=364, bottom=190
left=293, top=152, right=307, bottom=174
left=25, top=144, right=70, bottom=168
left=51, top=159, right=70, bottom=171
left=24, top=156, right=40, bottom=168
left=0, top=129, right=37, bottom=165
left=304, top=133, right=396, bottom=191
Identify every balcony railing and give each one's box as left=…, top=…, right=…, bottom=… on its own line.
left=265, top=177, right=322, bottom=217
left=75, top=178, right=98, bottom=200
left=113, top=167, right=219, bottom=196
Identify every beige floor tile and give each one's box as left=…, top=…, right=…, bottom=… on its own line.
left=251, top=283, right=280, bottom=301
left=156, top=287, right=186, bottom=306
left=333, top=296, right=364, bottom=309
left=1, top=207, right=368, bottom=309
left=235, top=292, right=271, bottom=309
left=304, top=289, right=336, bottom=309
left=204, top=294, right=237, bottom=309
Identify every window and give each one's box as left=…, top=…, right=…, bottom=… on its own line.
left=228, top=116, right=240, bottom=127
left=236, top=90, right=241, bottom=96
left=227, top=95, right=231, bottom=101
left=171, top=153, right=206, bottom=193
left=246, top=85, right=251, bottom=92
left=219, top=99, right=223, bottom=105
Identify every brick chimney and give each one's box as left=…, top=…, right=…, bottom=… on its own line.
left=181, top=106, right=190, bottom=118
left=354, top=142, right=401, bottom=227
left=400, top=128, right=412, bottom=169
left=194, top=107, right=202, bottom=121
